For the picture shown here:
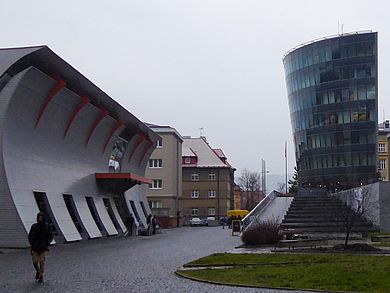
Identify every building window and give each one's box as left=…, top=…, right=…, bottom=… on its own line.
left=378, top=159, right=386, bottom=170
left=208, top=208, right=216, bottom=216
left=185, top=157, right=191, bottom=164
left=149, top=159, right=162, bottom=168
left=150, top=201, right=162, bottom=208
left=378, top=143, right=386, bottom=153
left=208, top=190, right=216, bottom=198
left=191, top=208, right=199, bottom=216
left=209, top=172, right=216, bottom=180
left=191, top=173, right=199, bottom=181
left=150, top=179, right=162, bottom=189
left=156, top=138, right=163, bottom=148
left=191, top=190, right=199, bottom=198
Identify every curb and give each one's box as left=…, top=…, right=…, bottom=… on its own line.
left=175, top=270, right=349, bottom=293
left=183, top=259, right=349, bottom=268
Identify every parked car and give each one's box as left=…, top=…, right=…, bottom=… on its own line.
left=206, top=216, right=215, bottom=222
left=206, top=216, right=218, bottom=226
left=190, top=217, right=206, bottom=226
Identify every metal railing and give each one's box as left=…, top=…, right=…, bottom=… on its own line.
left=241, top=191, right=278, bottom=229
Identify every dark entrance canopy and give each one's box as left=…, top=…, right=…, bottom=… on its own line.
left=95, top=173, right=152, bottom=193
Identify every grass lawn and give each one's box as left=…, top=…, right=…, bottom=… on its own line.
left=178, top=253, right=390, bottom=292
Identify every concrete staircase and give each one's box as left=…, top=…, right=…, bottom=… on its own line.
left=281, top=195, right=379, bottom=238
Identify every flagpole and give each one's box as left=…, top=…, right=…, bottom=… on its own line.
left=285, top=141, right=288, bottom=194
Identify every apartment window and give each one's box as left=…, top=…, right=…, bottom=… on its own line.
left=209, top=172, right=216, bottom=180
left=208, top=208, right=216, bottom=216
left=149, top=159, right=162, bottom=168
left=156, top=138, right=163, bottom=148
left=378, top=159, right=386, bottom=170
left=150, top=179, right=162, bottom=189
left=378, top=143, right=386, bottom=153
left=150, top=201, right=162, bottom=208
left=191, top=208, right=199, bottom=216
left=184, top=157, right=191, bottom=164
left=191, top=190, right=199, bottom=198
left=191, top=173, right=199, bottom=181
left=208, top=190, right=216, bottom=198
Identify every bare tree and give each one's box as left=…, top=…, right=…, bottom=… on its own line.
left=276, top=182, right=286, bottom=193
left=238, top=169, right=261, bottom=210
left=334, top=186, right=378, bottom=247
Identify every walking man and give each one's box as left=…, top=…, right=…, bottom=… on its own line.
left=28, top=212, right=53, bottom=283
left=151, top=216, right=157, bottom=235
left=222, top=216, right=227, bottom=229
left=146, top=214, right=152, bottom=236
left=126, top=214, right=135, bottom=236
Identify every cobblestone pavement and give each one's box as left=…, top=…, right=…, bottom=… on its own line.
left=0, top=227, right=303, bottom=293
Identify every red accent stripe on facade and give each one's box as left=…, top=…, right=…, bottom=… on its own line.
left=138, top=140, right=153, bottom=167
left=86, top=107, right=109, bottom=145
left=95, top=172, right=152, bottom=185
left=64, top=95, right=90, bottom=137
left=102, top=120, right=124, bottom=153
left=128, top=134, right=146, bottom=162
left=35, top=79, right=66, bottom=127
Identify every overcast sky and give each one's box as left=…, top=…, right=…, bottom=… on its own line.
left=1, top=1, right=389, bottom=177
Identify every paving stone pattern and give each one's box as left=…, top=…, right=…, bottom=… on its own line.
left=0, top=227, right=302, bottom=293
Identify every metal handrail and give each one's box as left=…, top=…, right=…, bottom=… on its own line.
left=242, top=190, right=277, bottom=228
left=282, top=30, right=373, bottom=60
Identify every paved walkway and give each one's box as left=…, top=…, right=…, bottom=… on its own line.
left=0, top=227, right=301, bottom=293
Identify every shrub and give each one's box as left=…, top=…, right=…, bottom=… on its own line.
left=241, top=218, right=280, bottom=246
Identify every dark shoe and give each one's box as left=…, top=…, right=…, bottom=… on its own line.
left=35, top=272, right=39, bottom=280
left=38, top=276, right=43, bottom=283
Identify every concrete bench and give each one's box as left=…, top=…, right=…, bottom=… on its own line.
left=277, top=239, right=328, bottom=249
left=371, top=235, right=390, bottom=242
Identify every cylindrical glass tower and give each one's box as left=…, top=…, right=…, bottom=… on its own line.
left=283, top=32, right=378, bottom=191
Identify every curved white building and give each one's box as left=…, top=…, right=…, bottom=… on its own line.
left=0, top=46, right=158, bottom=247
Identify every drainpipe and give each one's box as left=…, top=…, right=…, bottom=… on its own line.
left=176, top=140, right=180, bottom=227
left=217, top=168, right=220, bottom=219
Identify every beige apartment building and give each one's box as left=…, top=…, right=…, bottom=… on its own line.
left=378, top=120, right=390, bottom=181
left=145, top=124, right=183, bottom=228
left=181, top=137, right=235, bottom=223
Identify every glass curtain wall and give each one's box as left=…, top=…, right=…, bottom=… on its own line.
left=283, top=32, right=378, bottom=191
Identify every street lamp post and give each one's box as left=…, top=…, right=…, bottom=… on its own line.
left=261, top=159, right=270, bottom=195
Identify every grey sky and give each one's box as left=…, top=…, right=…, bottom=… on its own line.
left=1, top=1, right=389, bottom=177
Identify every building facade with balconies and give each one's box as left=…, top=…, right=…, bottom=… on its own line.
left=378, top=120, right=390, bottom=181
left=181, top=137, right=235, bottom=223
left=145, top=124, right=183, bottom=228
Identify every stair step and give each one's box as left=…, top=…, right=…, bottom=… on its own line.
left=279, top=226, right=379, bottom=233
left=282, top=218, right=369, bottom=224
left=288, top=206, right=345, bottom=210
left=287, top=210, right=346, bottom=214
left=281, top=222, right=374, bottom=228
left=290, top=201, right=340, bottom=204
left=277, top=194, right=379, bottom=235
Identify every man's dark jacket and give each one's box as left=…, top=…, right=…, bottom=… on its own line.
left=28, top=212, right=53, bottom=253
